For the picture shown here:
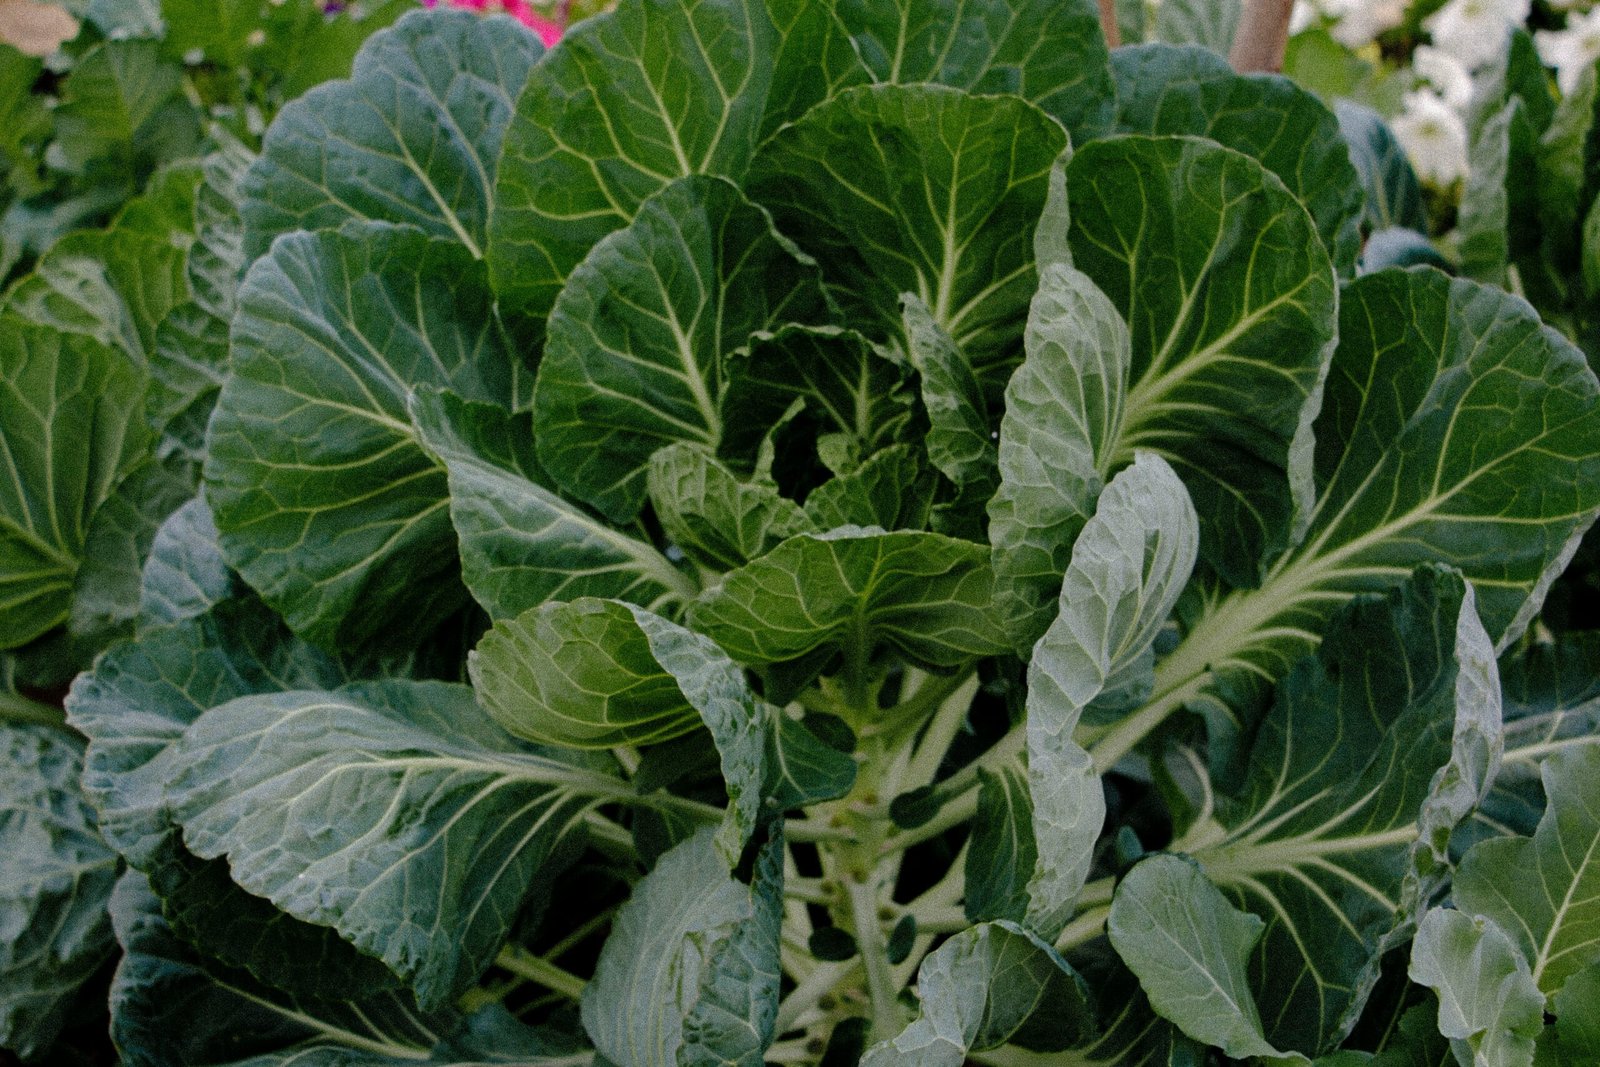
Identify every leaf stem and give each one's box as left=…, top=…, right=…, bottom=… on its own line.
left=494, top=945, right=587, bottom=1001
left=0, top=689, right=69, bottom=730
left=845, top=874, right=904, bottom=1041
left=773, top=958, right=857, bottom=1035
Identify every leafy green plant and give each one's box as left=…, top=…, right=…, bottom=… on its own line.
left=3, top=1, right=1600, bottom=1064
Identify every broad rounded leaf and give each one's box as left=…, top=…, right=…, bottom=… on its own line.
left=1410, top=909, right=1544, bottom=1067
left=748, top=84, right=1067, bottom=383
left=241, top=9, right=543, bottom=260
left=489, top=0, right=776, bottom=319
left=1064, top=134, right=1337, bottom=586
left=532, top=175, right=828, bottom=521
left=204, top=223, right=523, bottom=652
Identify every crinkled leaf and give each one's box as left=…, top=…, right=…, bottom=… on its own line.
left=861, top=920, right=1096, bottom=1064
left=0, top=724, right=119, bottom=1060
left=187, top=131, right=255, bottom=323
left=1410, top=909, right=1544, bottom=1067
left=1152, top=0, right=1240, bottom=53
left=148, top=302, right=228, bottom=461
left=1456, top=745, right=1600, bottom=998
left=489, top=0, right=775, bottom=319
left=987, top=262, right=1125, bottom=649
left=532, top=175, right=828, bottom=521
left=1023, top=453, right=1197, bottom=937
left=409, top=388, right=694, bottom=622
left=1336, top=100, right=1429, bottom=234
left=1064, top=134, right=1337, bottom=587
left=648, top=443, right=813, bottom=572
left=803, top=445, right=936, bottom=533
left=902, top=293, right=997, bottom=539
left=205, top=223, right=522, bottom=652
left=242, top=9, right=542, bottom=260
left=166, top=679, right=611, bottom=1009
left=581, top=828, right=783, bottom=1067
left=748, top=84, right=1067, bottom=386
left=1186, top=566, right=1501, bottom=1053
left=0, top=318, right=148, bottom=650
left=1109, top=854, right=1307, bottom=1063
left=137, top=497, right=235, bottom=631
left=1111, top=44, right=1363, bottom=276
left=691, top=528, right=1009, bottom=697
left=1540, top=959, right=1600, bottom=1066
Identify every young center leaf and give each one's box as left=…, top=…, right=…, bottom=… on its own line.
left=647, top=443, right=814, bottom=572
left=241, top=8, right=543, bottom=260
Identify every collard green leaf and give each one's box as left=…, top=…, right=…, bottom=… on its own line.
left=1541, top=959, right=1600, bottom=1066
left=803, top=445, right=936, bottom=533
left=205, top=223, right=522, bottom=652
left=148, top=302, right=229, bottom=461
left=137, top=497, right=235, bottom=631
left=0, top=724, right=119, bottom=1060
left=166, top=679, right=611, bottom=1009
left=533, top=175, right=828, bottom=521
left=1183, top=566, right=1500, bottom=1053
left=1372, top=1001, right=1454, bottom=1067
left=691, top=528, right=1009, bottom=696
left=1064, top=134, right=1337, bottom=587
left=987, top=263, right=1125, bottom=650
left=1111, top=44, right=1364, bottom=276
left=748, top=84, right=1067, bottom=384
left=648, top=444, right=814, bottom=571
left=1410, top=909, right=1544, bottom=1067
left=1024, top=453, right=1197, bottom=938
left=160, top=0, right=267, bottom=68
left=489, top=0, right=775, bottom=319
left=109, top=872, right=557, bottom=1067
left=1536, top=63, right=1600, bottom=282
left=50, top=40, right=199, bottom=177
left=902, top=294, right=998, bottom=539
left=1336, top=100, right=1429, bottom=234
left=1361, top=228, right=1453, bottom=275
left=1109, top=854, right=1306, bottom=1063
left=187, top=131, right=255, bottom=323
left=409, top=389, right=694, bottom=622
left=964, top=766, right=1036, bottom=925
left=242, top=9, right=542, bottom=260
left=1152, top=0, right=1240, bottom=53
left=1455, top=745, right=1600, bottom=998
left=1459, top=99, right=1541, bottom=289
left=581, top=828, right=783, bottom=1067
left=0, top=318, right=148, bottom=650
left=860, top=920, right=1096, bottom=1064
left=1153, top=269, right=1600, bottom=750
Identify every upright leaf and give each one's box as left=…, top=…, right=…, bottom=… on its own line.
left=1410, top=909, right=1545, bottom=1067
left=1459, top=99, right=1541, bottom=289
left=1455, top=746, right=1600, bottom=997
left=137, top=497, right=235, bottom=631
left=205, top=223, right=522, bottom=652
left=748, top=84, right=1067, bottom=384
left=648, top=444, right=814, bottom=572
left=489, top=0, right=775, bottom=319
left=0, top=724, right=119, bottom=1060
left=166, top=679, right=615, bottom=1009
left=50, top=40, right=198, bottom=177
left=581, top=828, right=783, bottom=1067
left=187, top=131, right=255, bottom=322
left=902, top=294, right=998, bottom=538
left=803, top=445, right=936, bottom=532
left=1335, top=101, right=1428, bottom=234
left=0, top=318, right=148, bottom=649
left=860, top=920, right=1096, bottom=1064
left=1064, top=134, right=1337, bottom=586
left=1023, top=453, right=1198, bottom=938
left=1152, top=0, right=1240, bottom=53
left=532, top=175, right=828, bottom=521
left=241, top=9, right=543, bottom=260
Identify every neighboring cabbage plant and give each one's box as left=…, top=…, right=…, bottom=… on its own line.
left=2, top=1, right=1600, bottom=1065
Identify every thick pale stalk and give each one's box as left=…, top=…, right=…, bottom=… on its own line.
left=1097, top=0, right=1121, bottom=47
left=1229, top=0, right=1294, bottom=72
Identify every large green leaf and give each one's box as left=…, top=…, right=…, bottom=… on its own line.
left=166, top=679, right=618, bottom=1009
left=0, top=318, right=148, bottom=649
left=803, top=444, right=936, bottom=532
left=1024, top=453, right=1197, bottom=938
left=488, top=0, right=775, bottom=319
left=1335, top=101, right=1428, bottom=235
left=532, top=175, right=828, bottom=521
left=1109, top=854, right=1306, bottom=1063
left=1064, top=134, right=1337, bottom=586
left=50, top=40, right=199, bottom=177
left=581, top=828, right=783, bottom=1067
left=747, top=84, right=1067, bottom=383
left=148, top=302, right=229, bottom=462
left=1455, top=746, right=1600, bottom=998
left=1148, top=269, right=1600, bottom=752
left=204, top=223, right=522, bottom=652
left=1459, top=99, right=1541, bottom=290
left=108, top=872, right=572, bottom=1067
left=0, top=724, right=119, bottom=1060
left=690, top=528, right=1009, bottom=698
left=1410, top=909, right=1545, bottom=1067
left=987, top=263, right=1126, bottom=649
left=409, top=389, right=694, bottom=622
left=860, top=920, right=1097, bottom=1064
left=241, top=9, right=542, bottom=260
left=647, top=443, right=813, bottom=571
left=1111, top=45, right=1363, bottom=276
left=1179, top=566, right=1500, bottom=1053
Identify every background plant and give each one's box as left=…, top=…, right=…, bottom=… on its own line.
left=2, top=1, right=1599, bottom=1066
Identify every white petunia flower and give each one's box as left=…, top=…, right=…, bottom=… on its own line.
left=1536, top=7, right=1600, bottom=95
left=1392, top=90, right=1471, bottom=185
left=1412, top=45, right=1475, bottom=111
left=1322, top=0, right=1406, bottom=48
left=1425, top=0, right=1531, bottom=70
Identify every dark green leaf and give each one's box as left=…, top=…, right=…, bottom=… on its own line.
left=51, top=40, right=199, bottom=177
left=902, top=293, right=997, bottom=539
left=803, top=445, right=936, bottom=533
left=1336, top=100, right=1428, bottom=234
left=1541, top=960, right=1600, bottom=1066
left=965, top=765, right=1036, bottom=925
left=648, top=443, right=814, bottom=571
left=1459, top=98, right=1542, bottom=289
left=148, top=302, right=229, bottom=461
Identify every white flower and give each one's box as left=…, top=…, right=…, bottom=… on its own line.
left=1322, top=0, right=1406, bottom=48
left=1291, top=0, right=1317, bottom=36
left=1425, top=0, right=1531, bottom=70
left=1536, top=7, right=1600, bottom=95
left=1392, top=90, right=1471, bottom=185
left=1412, top=45, right=1475, bottom=111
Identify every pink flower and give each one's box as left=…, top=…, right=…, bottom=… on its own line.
left=420, top=0, right=564, bottom=45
